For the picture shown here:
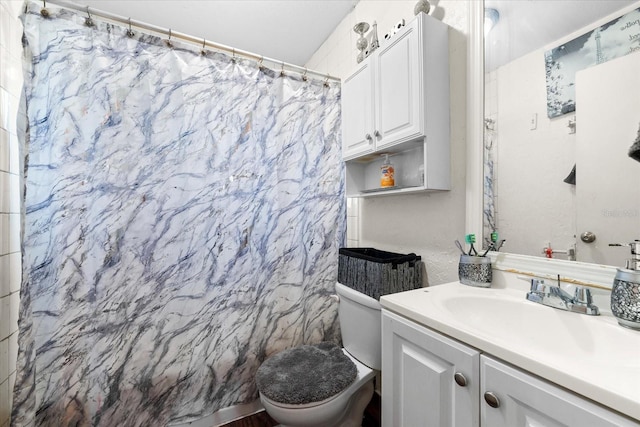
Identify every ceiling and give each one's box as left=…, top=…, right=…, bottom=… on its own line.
left=72, top=1, right=638, bottom=73
left=485, top=0, right=637, bottom=71
left=79, top=0, right=359, bottom=67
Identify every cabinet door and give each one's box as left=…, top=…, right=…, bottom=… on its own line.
left=382, top=310, right=480, bottom=427
left=481, top=355, right=640, bottom=427
left=342, top=60, right=375, bottom=160
left=374, top=20, right=422, bottom=149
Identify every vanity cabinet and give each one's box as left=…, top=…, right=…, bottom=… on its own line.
left=382, top=309, right=640, bottom=427
left=480, top=355, right=637, bottom=427
left=342, top=13, right=450, bottom=196
left=382, top=310, right=480, bottom=427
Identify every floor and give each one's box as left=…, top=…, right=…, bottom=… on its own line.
left=220, top=392, right=381, bottom=427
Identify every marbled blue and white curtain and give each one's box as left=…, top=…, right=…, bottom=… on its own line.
left=13, top=2, right=344, bottom=426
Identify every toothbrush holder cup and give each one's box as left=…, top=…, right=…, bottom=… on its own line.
left=458, top=255, right=492, bottom=288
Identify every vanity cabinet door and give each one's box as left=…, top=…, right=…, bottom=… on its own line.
left=382, top=310, right=480, bottom=427
left=480, top=355, right=640, bottom=427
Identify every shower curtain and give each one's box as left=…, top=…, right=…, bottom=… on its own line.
left=13, top=2, right=344, bottom=426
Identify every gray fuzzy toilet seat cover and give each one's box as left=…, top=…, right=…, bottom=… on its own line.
left=256, top=342, right=357, bottom=405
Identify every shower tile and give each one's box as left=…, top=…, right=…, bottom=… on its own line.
left=7, top=214, right=18, bottom=254
left=7, top=174, right=17, bottom=214
left=7, top=132, right=17, bottom=175
left=8, top=293, right=17, bottom=338
left=7, top=331, right=16, bottom=374
left=4, top=1, right=25, bottom=19
left=0, top=172, right=6, bottom=212
left=0, top=5, right=21, bottom=57
left=0, top=129, right=8, bottom=173
left=0, top=214, right=8, bottom=255
left=8, top=253, right=19, bottom=294
left=0, top=338, right=7, bottom=383
left=0, top=377, right=7, bottom=427
left=0, top=90, right=8, bottom=132
left=7, top=371, right=14, bottom=419
left=0, top=254, right=9, bottom=297
left=0, top=295, right=9, bottom=341
left=0, top=6, right=9, bottom=51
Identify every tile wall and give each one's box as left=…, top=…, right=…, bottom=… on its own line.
left=0, top=1, right=23, bottom=425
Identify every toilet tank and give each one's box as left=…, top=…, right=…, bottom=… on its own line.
left=335, top=282, right=382, bottom=370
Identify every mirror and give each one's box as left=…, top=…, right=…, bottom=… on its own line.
left=483, top=0, right=640, bottom=267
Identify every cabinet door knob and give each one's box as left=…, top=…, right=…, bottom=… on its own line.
left=374, top=130, right=381, bottom=138
left=484, top=391, right=500, bottom=408
left=453, top=372, right=467, bottom=387
left=365, top=133, right=372, bottom=142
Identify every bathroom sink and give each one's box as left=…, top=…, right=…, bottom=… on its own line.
left=438, top=291, right=639, bottom=367
left=380, top=281, right=640, bottom=421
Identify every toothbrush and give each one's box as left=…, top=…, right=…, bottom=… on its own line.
left=480, top=244, right=493, bottom=257
left=489, top=231, right=506, bottom=251
left=480, top=231, right=498, bottom=256
left=465, top=234, right=478, bottom=256
left=455, top=240, right=466, bottom=255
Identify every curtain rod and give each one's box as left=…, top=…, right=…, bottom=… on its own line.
left=41, top=0, right=340, bottom=83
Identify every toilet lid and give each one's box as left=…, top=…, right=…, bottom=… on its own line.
left=255, top=342, right=357, bottom=405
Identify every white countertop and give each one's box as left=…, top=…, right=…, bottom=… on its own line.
left=380, top=280, right=640, bottom=422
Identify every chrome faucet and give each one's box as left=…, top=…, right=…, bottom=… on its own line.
left=525, top=277, right=600, bottom=315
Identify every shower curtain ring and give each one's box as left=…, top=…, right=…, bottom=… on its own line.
left=40, top=0, right=50, bottom=17
left=201, top=38, right=207, bottom=56
left=85, top=6, right=95, bottom=27
left=280, top=62, right=285, bottom=77
left=231, top=48, right=237, bottom=63
left=324, top=74, right=331, bottom=87
left=302, top=68, right=308, bottom=82
left=165, top=28, right=173, bottom=48
left=258, top=56, right=265, bottom=71
left=126, top=17, right=135, bottom=37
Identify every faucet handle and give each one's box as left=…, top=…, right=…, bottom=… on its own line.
left=572, top=286, right=600, bottom=315
left=525, top=278, right=547, bottom=304
left=573, top=286, right=593, bottom=305
left=517, top=275, right=546, bottom=291
left=529, top=278, right=546, bottom=293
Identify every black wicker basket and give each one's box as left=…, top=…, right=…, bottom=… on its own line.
left=338, top=248, right=423, bottom=300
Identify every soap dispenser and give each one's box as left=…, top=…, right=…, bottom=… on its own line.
left=610, top=240, right=640, bottom=329
left=380, top=154, right=395, bottom=188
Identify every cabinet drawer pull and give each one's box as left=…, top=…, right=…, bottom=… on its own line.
left=484, top=391, right=500, bottom=408
left=453, top=372, right=467, bottom=387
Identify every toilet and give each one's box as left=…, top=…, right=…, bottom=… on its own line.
left=256, top=282, right=381, bottom=427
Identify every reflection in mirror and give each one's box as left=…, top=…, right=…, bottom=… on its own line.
left=483, top=0, right=640, bottom=267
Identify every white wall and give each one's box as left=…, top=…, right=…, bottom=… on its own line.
left=306, top=1, right=470, bottom=285
left=0, top=1, right=24, bottom=425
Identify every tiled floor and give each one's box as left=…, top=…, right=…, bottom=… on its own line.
left=221, top=392, right=381, bottom=427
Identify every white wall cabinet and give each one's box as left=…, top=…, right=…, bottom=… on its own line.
left=342, top=13, right=450, bottom=196
left=382, top=309, right=640, bottom=427
left=342, top=60, right=374, bottom=159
